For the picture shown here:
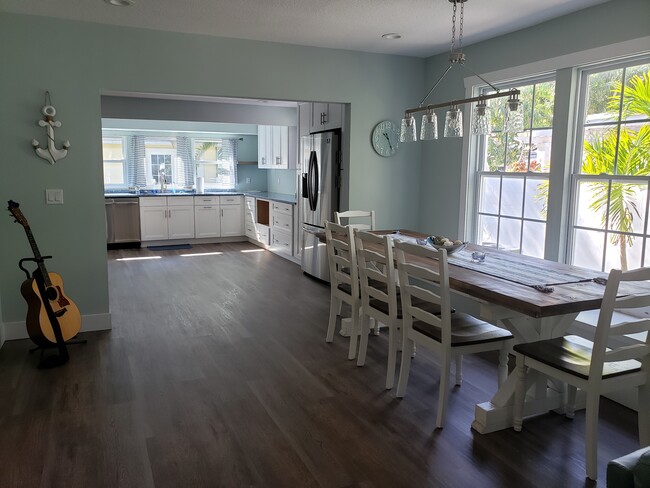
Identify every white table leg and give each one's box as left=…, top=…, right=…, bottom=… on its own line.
left=471, top=308, right=579, bottom=434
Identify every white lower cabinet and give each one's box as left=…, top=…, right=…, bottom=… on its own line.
left=194, top=195, right=243, bottom=238
left=140, top=196, right=194, bottom=241
left=271, top=201, right=294, bottom=256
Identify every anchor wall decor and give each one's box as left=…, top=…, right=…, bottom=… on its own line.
left=32, top=91, right=70, bottom=165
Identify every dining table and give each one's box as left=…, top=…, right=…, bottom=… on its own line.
left=370, top=229, right=650, bottom=434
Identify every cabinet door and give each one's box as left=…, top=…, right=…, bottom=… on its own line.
left=322, top=103, right=342, bottom=131
left=298, top=103, right=311, bottom=137
left=194, top=205, right=220, bottom=238
left=140, top=206, right=168, bottom=241
left=221, top=204, right=243, bottom=237
left=168, top=206, right=195, bottom=239
left=310, top=103, right=342, bottom=132
left=257, top=125, right=272, bottom=168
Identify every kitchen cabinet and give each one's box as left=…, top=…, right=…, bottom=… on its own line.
left=300, top=102, right=343, bottom=134
left=257, top=125, right=296, bottom=169
left=270, top=201, right=294, bottom=256
left=140, top=196, right=195, bottom=241
left=194, top=195, right=243, bottom=238
left=220, top=195, right=243, bottom=237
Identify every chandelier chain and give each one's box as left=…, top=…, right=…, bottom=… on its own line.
left=450, top=1, right=464, bottom=54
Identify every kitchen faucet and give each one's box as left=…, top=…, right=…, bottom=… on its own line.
left=159, top=165, right=167, bottom=192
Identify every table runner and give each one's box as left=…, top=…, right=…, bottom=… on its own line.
left=448, top=249, right=598, bottom=287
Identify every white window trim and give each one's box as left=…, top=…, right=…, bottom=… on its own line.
left=102, top=135, right=128, bottom=187
left=459, top=36, right=650, bottom=259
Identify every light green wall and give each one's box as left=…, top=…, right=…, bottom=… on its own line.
left=418, top=0, right=650, bottom=238
left=0, top=13, right=424, bottom=324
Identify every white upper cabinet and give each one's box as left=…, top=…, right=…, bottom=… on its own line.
left=257, top=125, right=296, bottom=169
left=310, top=103, right=342, bottom=133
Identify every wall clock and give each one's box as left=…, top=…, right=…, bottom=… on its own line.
left=371, top=120, right=400, bottom=157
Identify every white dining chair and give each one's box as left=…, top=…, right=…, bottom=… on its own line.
left=355, top=231, right=444, bottom=389
left=513, top=267, right=650, bottom=481
left=335, top=210, right=376, bottom=231
left=393, top=240, right=513, bottom=429
left=325, top=220, right=361, bottom=360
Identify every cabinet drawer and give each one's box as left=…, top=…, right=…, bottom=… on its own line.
left=245, top=222, right=256, bottom=239
left=272, top=212, right=292, bottom=231
left=257, top=225, right=270, bottom=245
left=168, top=196, right=194, bottom=206
left=272, top=201, right=293, bottom=216
left=272, top=229, right=292, bottom=253
left=139, top=196, right=167, bottom=207
left=194, top=196, right=219, bottom=205
left=220, top=195, right=242, bottom=205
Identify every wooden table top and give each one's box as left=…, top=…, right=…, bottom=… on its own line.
left=370, top=229, right=647, bottom=319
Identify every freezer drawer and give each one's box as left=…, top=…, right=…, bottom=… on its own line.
left=301, top=225, right=329, bottom=282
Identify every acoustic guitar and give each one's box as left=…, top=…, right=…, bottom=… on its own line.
left=8, top=200, right=81, bottom=346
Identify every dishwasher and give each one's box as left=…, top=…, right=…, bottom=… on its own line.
left=105, top=198, right=141, bottom=245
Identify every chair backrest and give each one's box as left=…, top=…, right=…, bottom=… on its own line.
left=355, top=231, right=398, bottom=321
left=590, top=267, right=650, bottom=380
left=335, top=210, right=376, bottom=231
left=325, top=220, right=359, bottom=298
left=393, top=240, right=453, bottom=345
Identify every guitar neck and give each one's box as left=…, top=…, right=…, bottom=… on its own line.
left=24, top=226, right=51, bottom=288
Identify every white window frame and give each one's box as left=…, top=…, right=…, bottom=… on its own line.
left=193, top=138, right=236, bottom=190
left=470, top=74, right=556, bottom=257
left=459, top=36, right=650, bottom=265
left=145, top=138, right=176, bottom=186
left=567, top=55, right=650, bottom=272
left=102, top=136, right=127, bottom=187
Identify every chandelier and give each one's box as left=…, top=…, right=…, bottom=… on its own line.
left=400, top=0, right=522, bottom=142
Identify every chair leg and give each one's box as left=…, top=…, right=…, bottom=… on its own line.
left=326, top=296, right=339, bottom=343
left=639, top=383, right=650, bottom=447
left=386, top=324, right=398, bottom=390
left=436, top=353, right=452, bottom=429
left=356, top=313, right=371, bottom=367
left=347, top=304, right=360, bottom=360
left=566, top=385, right=577, bottom=419
left=395, top=336, right=413, bottom=398
left=513, top=355, right=526, bottom=432
left=455, top=355, right=463, bottom=386
left=584, top=391, right=600, bottom=481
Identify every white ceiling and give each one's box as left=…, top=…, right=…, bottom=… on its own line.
left=2, top=0, right=611, bottom=58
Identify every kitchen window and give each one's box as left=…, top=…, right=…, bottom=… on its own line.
left=472, top=77, right=556, bottom=258
left=568, top=59, right=650, bottom=272
left=102, top=136, right=127, bottom=186
left=145, top=138, right=178, bottom=186
left=194, top=138, right=237, bottom=189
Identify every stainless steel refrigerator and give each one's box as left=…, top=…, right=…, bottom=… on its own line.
left=300, top=131, right=340, bottom=282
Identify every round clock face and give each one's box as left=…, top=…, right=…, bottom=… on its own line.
left=372, top=120, right=400, bottom=157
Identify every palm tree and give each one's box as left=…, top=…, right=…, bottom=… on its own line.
left=581, top=72, right=650, bottom=270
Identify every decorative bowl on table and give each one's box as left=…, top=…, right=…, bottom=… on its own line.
left=426, top=235, right=468, bottom=255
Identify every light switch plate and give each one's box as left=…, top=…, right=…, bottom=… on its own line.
left=46, top=189, right=64, bottom=204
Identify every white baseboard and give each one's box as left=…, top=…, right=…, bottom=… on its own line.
left=3, top=312, right=112, bottom=342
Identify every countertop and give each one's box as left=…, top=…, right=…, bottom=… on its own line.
left=105, top=190, right=297, bottom=205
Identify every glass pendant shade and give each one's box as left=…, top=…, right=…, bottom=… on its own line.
left=504, top=96, right=524, bottom=133
left=420, top=110, right=438, bottom=140
left=400, top=115, right=418, bottom=143
left=443, top=106, right=463, bottom=138
left=471, top=100, right=491, bottom=135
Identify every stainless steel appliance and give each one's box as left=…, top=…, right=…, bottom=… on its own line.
left=105, top=198, right=141, bottom=244
left=300, top=131, right=340, bottom=281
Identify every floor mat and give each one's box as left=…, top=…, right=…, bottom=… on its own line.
left=147, top=244, right=192, bottom=251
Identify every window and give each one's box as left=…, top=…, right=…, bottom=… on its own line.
left=102, top=137, right=127, bottom=185
left=569, top=60, right=650, bottom=272
left=144, top=138, right=178, bottom=186
left=194, top=139, right=237, bottom=189
left=472, top=77, right=556, bottom=258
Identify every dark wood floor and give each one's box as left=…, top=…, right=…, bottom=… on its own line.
left=0, top=242, right=642, bottom=487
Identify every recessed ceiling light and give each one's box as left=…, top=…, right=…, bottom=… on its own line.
left=382, top=33, right=402, bottom=40
left=105, top=0, right=134, bottom=6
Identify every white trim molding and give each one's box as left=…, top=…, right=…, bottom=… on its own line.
left=3, top=313, right=112, bottom=342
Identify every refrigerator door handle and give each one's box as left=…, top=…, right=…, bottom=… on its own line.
left=307, top=150, right=318, bottom=211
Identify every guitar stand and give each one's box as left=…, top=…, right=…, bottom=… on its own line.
left=19, top=257, right=87, bottom=369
